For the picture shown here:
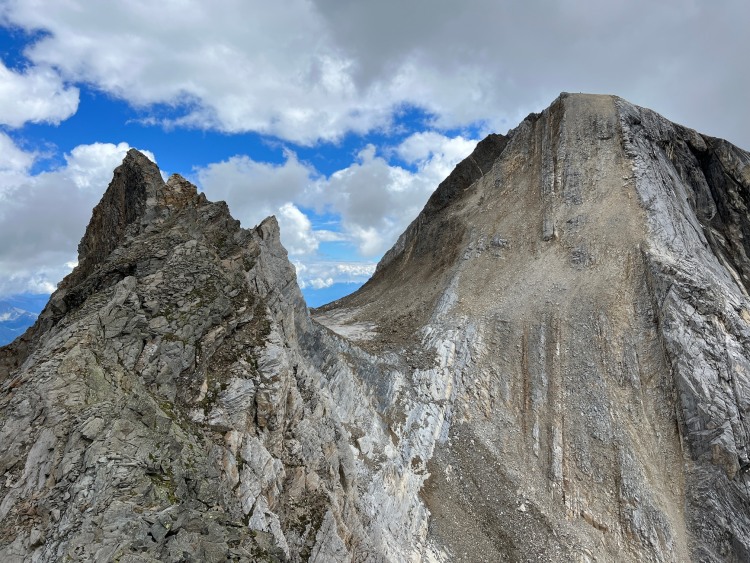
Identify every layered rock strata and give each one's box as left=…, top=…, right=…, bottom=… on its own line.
left=0, top=151, right=386, bottom=561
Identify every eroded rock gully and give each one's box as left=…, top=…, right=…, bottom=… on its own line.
left=2, top=94, right=750, bottom=562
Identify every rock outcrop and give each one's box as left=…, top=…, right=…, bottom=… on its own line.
left=2, top=94, right=750, bottom=562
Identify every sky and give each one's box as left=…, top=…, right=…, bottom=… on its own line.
left=0, top=0, right=748, bottom=308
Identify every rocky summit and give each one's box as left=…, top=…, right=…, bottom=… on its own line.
left=1, top=93, right=750, bottom=562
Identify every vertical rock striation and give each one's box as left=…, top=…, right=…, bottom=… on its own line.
left=317, top=93, right=750, bottom=562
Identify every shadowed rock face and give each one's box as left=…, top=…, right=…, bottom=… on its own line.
left=75, top=149, right=164, bottom=284
left=2, top=94, right=750, bottom=562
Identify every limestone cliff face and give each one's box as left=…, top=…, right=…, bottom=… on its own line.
left=2, top=94, right=750, bottom=562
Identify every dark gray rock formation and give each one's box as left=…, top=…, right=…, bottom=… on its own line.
left=2, top=94, right=750, bottom=562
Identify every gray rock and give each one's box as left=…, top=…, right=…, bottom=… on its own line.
left=0, top=154, right=379, bottom=561
left=3, top=93, right=750, bottom=562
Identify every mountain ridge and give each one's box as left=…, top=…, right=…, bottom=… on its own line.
left=2, top=93, right=750, bottom=562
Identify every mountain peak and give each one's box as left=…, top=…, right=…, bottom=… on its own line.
left=125, top=146, right=156, bottom=165
left=314, top=93, right=750, bottom=560
left=73, top=149, right=164, bottom=279
left=3, top=95, right=750, bottom=562
left=69, top=151, right=209, bottom=288
left=163, top=173, right=200, bottom=208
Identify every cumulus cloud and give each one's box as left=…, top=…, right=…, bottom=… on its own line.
left=335, top=263, right=379, bottom=278
left=309, top=132, right=477, bottom=256
left=294, top=260, right=376, bottom=290
left=193, top=131, right=474, bottom=287
left=1, top=0, right=380, bottom=143
left=196, top=153, right=353, bottom=259
left=0, top=59, right=79, bottom=127
left=395, top=131, right=476, bottom=165
left=0, top=137, right=155, bottom=296
left=309, top=278, right=334, bottom=290
left=198, top=131, right=476, bottom=259
left=0, top=132, right=35, bottom=193
left=276, top=203, right=319, bottom=256
left=196, top=152, right=316, bottom=230
left=3, top=0, right=749, bottom=146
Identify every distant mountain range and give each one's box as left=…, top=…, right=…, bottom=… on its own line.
left=0, top=294, right=48, bottom=346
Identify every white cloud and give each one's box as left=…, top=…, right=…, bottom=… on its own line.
left=199, top=132, right=477, bottom=260
left=0, top=59, right=79, bottom=127
left=309, top=277, right=334, bottom=290
left=396, top=131, right=476, bottom=166
left=4, top=0, right=749, bottom=147
left=308, top=132, right=477, bottom=256
left=294, top=260, right=375, bottom=290
left=0, top=138, right=154, bottom=296
left=335, top=263, right=378, bottom=278
left=196, top=154, right=358, bottom=258
left=0, top=0, right=383, bottom=144
left=0, top=132, right=35, bottom=172
left=315, top=230, right=346, bottom=243
left=196, top=152, right=315, bottom=229
left=276, top=203, right=319, bottom=256
left=0, top=132, right=36, bottom=198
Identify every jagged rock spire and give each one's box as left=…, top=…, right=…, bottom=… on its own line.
left=76, top=149, right=165, bottom=280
